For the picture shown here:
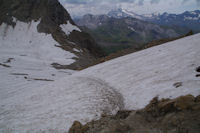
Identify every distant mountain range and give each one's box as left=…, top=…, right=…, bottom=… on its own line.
left=74, top=14, right=179, bottom=54
left=74, top=9, right=199, bottom=54
left=108, top=9, right=200, bottom=33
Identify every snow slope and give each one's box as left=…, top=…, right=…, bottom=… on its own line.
left=0, top=34, right=200, bottom=132
left=60, top=21, right=81, bottom=35
left=0, top=19, right=79, bottom=99
left=77, top=33, right=200, bottom=110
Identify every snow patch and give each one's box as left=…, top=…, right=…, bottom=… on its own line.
left=76, top=34, right=200, bottom=110
left=190, top=11, right=196, bottom=15
left=0, top=77, right=123, bottom=133
left=0, top=19, right=77, bottom=114
left=128, top=26, right=136, bottom=32
left=12, top=17, right=17, bottom=22
left=184, top=16, right=199, bottom=20
left=0, top=19, right=76, bottom=65
left=60, top=21, right=81, bottom=36
left=73, top=48, right=80, bottom=52
left=122, top=9, right=143, bottom=19
left=142, top=12, right=160, bottom=18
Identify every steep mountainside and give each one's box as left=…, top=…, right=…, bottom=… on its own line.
left=0, top=0, right=106, bottom=94
left=0, top=0, right=104, bottom=113
left=0, top=0, right=104, bottom=70
left=75, top=14, right=179, bottom=54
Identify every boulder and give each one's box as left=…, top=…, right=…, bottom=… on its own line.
left=174, top=95, right=195, bottom=110
left=68, top=121, right=89, bottom=133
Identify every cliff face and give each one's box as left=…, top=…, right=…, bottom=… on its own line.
left=0, top=0, right=104, bottom=70
left=0, top=0, right=72, bottom=24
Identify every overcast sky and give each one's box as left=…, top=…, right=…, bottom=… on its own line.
left=59, top=0, right=200, bottom=17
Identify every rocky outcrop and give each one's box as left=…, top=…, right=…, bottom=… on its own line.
left=68, top=95, right=200, bottom=133
left=68, top=121, right=89, bottom=133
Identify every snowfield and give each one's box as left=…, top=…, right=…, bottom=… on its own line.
left=0, top=18, right=78, bottom=105
left=60, top=21, right=81, bottom=35
left=0, top=33, right=200, bottom=132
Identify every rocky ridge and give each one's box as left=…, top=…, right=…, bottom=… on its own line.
left=68, top=95, right=200, bottom=133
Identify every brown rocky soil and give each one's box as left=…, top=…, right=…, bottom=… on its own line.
left=68, top=94, right=200, bottom=133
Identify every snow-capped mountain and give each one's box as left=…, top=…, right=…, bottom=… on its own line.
left=0, top=0, right=103, bottom=112
left=182, top=10, right=200, bottom=21
left=0, top=0, right=103, bottom=69
left=142, top=12, right=160, bottom=18
left=1, top=32, right=199, bottom=132
left=107, top=8, right=161, bottom=20
left=108, top=9, right=200, bottom=33
left=75, top=14, right=179, bottom=51
left=108, top=8, right=200, bottom=22
left=108, top=8, right=144, bottom=20
left=152, top=10, right=200, bottom=22
left=149, top=10, right=200, bottom=33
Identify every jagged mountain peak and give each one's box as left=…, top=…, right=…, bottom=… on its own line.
left=0, top=0, right=74, bottom=26
left=108, top=8, right=144, bottom=19
left=108, top=8, right=163, bottom=20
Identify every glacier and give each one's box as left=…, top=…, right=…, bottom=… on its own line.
left=0, top=33, right=200, bottom=132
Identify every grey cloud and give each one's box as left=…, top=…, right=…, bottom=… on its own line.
left=62, top=0, right=136, bottom=4
left=182, top=0, right=200, bottom=5
left=62, top=0, right=200, bottom=6
left=182, top=0, right=200, bottom=6
left=60, top=0, right=200, bottom=17
left=62, top=0, right=88, bottom=4
left=150, top=0, right=160, bottom=4
left=197, top=0, right=200, bottom=7
left=182, top=0, right=189, bottom=4
left=138, top=0, right=144, bottom=6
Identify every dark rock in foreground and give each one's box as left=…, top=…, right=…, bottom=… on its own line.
left=68, top=94, right=200, bottom=133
